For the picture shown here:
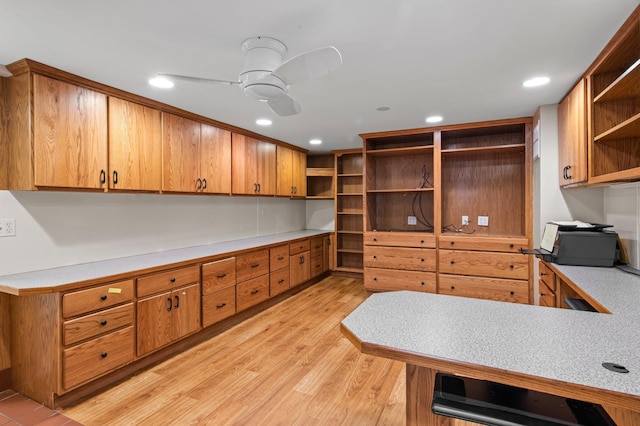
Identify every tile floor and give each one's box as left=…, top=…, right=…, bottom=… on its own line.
left=0, top=390, right=81, bottom=426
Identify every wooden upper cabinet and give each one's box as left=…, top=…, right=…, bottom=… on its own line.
left=276, top=146, right=307, bottom=197
left=232, top=133, right=276, bottom=195
left=558, top=79, right=587, bottom=186
left=33, top=74, right=108, bottom=189
left=200, top=124, right=231, bottom=194
left=108, top=97, right=162, bottom=191
left=292, top=149, right=307, bottom=197
left=162, top=113, right=231, bottom=194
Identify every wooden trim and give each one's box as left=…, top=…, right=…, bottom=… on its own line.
left=5, top=58, right=306, bottom=153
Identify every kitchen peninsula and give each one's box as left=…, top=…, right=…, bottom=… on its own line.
left=341, top=263, right=640, bottom=425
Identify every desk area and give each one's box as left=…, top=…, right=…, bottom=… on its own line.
left=341, top=263, right=640, bottom=425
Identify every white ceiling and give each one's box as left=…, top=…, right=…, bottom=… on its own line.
left=1, top=0, right=638, bottom=153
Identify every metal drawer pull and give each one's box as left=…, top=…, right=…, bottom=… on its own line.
left=216, top=303, right=226, bottom=309
left=100, top=295, right=107, bottom=301
left=509, top=265, right=514, bottom=269
left=451, top=286, right=455, bottom=290
left=277, top=256, right=284, bottom=260
left=100, top=320, right=107, bottom=326
left=101, top=352, right=108, bottom=359
left=420, top=240, right=424, bottom=244
left=278, top=279, right=285, bottom=284
left=510, top=291, right=515, bottom=296
left=421, top=258, right=425, bottom=262
left=450, top=260, right=455, bottom=265
left=251, top=263, right=260, bottom=268
left=170, top=277, right=176, bottom=283
left=373, top=277, right=377, bottom=281
left=251, top=289, right=260, bottom=295
left=216, top=273, right=227, bottom=279
left=421, top=282, right=425, bottom=286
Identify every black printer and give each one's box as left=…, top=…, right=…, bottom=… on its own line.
left=535, top=222, right=619, bottom=267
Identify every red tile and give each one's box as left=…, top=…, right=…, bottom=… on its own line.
left=35, top=413, right=78, bottom=426
left=0, top=394, right=56, bottom=424
left=0, top=390, right=17, bottom=402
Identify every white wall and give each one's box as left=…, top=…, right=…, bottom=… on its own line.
left=0, top=190, right=306, bottom=276
left=604, top=183, right=640, bottom=268
left=305, top=199, right=335, bottom=231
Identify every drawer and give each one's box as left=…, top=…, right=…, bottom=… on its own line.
left=269, top=245, right=290, bottom=272
left=63, top=303, right=134, bottom=346
left=202, top=257, right=236, bottom=295
left=439, top=236, right=529, bottom=253
left=364, top=246, right=436, bottom=272
left=538, top=261, right=556, bottom=292
left=310, top=237, right=324, bottom=258
left=270, top=267, right=290, bottom=296
left=310, top=254, right=324, bottom=278
left=236, top=249, right=270, bottom=283
left=439, top=250, right=529, bottom=280
left=439, top=274, right=529, bottom=304
left=364, top=268, right=436, bottom=293
left=202, top=286, right=236, bottom=327
left=137, top=265, right=200, bottom=298
left=236, top=275, right=270, bottom=311
left=364, top=231, right=436, bottom=248
left=63, top=326, right=134, bottom=390
left=539, top=279, right=556, bottom=307
left=289, top=239, right=310, bottom=255
left=63, top=280, right=134, bottom=318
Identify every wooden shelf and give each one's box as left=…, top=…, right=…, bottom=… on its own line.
left=306, top=168, right=334, bottom=177
left=306, top=195, right=334, bottom=200
left=337, top=211, right=363, bottom=215
left=367, top=187, right=434, bottom=194
left=334, top=266, right=364, bottom=274
left=337, top=173, right=363, bottom=177
left=589, top=165, right=640, bottom=184
left=337, top=192, right=363, bottom=196
left=336, top=230, right=363, bottom=235
left=594, top=113, right=640, bottom=142
left=594, top=59, right=640, bottom=103
left=337, top=248, right=364, bottom=254
left=365, top=145, right=434, bottom=157
left=441, top=144, right=526, bottom=155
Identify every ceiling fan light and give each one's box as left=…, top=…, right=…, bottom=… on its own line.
left=244, top=83, right=286, bottom=100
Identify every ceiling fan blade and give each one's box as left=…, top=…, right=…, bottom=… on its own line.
left=272, top=46, right=342, bottom=85
left=158, top=73, right=240, bottom=85
left=267, top=95, right=302, bottom=116
left=0, top=65, right=12, bottom=77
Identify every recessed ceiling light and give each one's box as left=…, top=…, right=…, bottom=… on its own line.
left=426, top=115, right=443, bottom=123
left=256, top=119, right=272, bottom=126
left=148, top=76, right=174, bottom=89
left=376, top=106, right=391, bottom=112
left=309, top=139, right=322, bottom=145
left=523, top=76, right=550, bottom=88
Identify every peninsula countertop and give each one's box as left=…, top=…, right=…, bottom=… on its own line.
left=0, top=229, right=330, bottom=295
left=341, top=263, right=640, bottom=411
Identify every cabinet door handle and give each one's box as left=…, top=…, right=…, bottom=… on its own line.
left=216, top=273, right=227, bottom=279
left=196, top=178, right=203, bottom=190
left=251, top=289, right=260, bottom=295
left=216, top=303, right=226, bottom=309
left=101, top=352, right=108, bottom=359
left=167, top=297, right=173, bottom=311
left=100, top=295, right=107, bottom=301
left=100, top=320, right=107, bottom=326
left=251, top=262, right=260, bottom=268
left=112, top=170, right=118, bottom=185
left=257, top=183, right=261, bottom=192
left=99, top=169, right=106, bottom=185
left=174, top=295, right=180, bottom=309
left=202, top=178, right=207, bottom=190
left=300, top=256, right=305, bottom=264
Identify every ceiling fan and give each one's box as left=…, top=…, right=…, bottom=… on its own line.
left=158, top=36, right=342, bottom=116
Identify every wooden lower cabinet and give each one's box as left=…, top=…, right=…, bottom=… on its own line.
left=202, top=286, right=236, bottom=327
left=237, top=275, right=270, bottom=311
left=538, top=261, right=557, bottom=307
left=270, top=267, right=290, bottom=296
left=290, top=251, right=311, bottom=287
left=364, top=268, right=436, bottom=293
left=439, top=275, right=529, bottom=304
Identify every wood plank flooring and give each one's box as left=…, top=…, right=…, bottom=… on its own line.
left=59, top=276, right=408, bottom=425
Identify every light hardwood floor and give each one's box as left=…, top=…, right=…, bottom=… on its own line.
left=60, top=276, right=407, bottom=425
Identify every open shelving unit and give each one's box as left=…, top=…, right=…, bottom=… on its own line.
left=306, top=154, right=334, bottom=199
left=334, top=149, right=364, bottom=274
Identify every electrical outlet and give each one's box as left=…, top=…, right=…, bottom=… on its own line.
left=478, top=216, right=489, bottom=227
left=462, top=216, right=469, bottom=226
left=408, top=216, right=417, bottom=225
left=0, top=219, right=16, bottom=237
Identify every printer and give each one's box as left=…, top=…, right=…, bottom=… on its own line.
left=535, top=222, right=619, bottom=267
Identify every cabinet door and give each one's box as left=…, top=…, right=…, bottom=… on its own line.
left=276, top=145, right=294, bottom=196
left=290, top=251, right=310, bottom=287
left=292, top=149, right=307, bottom=197
left=200, top=124, right=232, bottom=194
left=257, top=139, right=276, bottom=195
left=33, top=74, right=107, bottom=189
left=171, top=283, right=201, bottom=341
left=232, top=134, right=259, bottom=195
left=162, top=113, right=201, bottom=192
left=558, top=79, right=587, bottom=186
left=108, top=97, right=162, bottom=191
left=136, top=291, right=172, bottom=356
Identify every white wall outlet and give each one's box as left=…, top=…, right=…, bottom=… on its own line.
left=408, top=216, right=417, bottom=225
left=462, top=215, right=469, bottom=226
left=0, top=219, right=16, bottom=237
left=478, top=216, right=489, bottom=227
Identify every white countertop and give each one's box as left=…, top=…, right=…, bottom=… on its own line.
left=341, top=263, right=640, bottom=400
left=0, top=230, right=329, bottom=294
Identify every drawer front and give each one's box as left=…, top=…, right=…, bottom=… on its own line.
left=202, top=258, right=236, bottom=295
left=236, top=275, right=270, bottom=311
left=439, top=250, right=529, bottom=280
left=63, top=303, right=134, bottom=346
left=202, top=286, right=236, bottom=327
left=538, top=261, right=556, bottom=292
left=439, top=236, right=529, bottom=253
left=364, top=246, right=436, bottom=272
left=269, top=245, right=290, bottom=272
left=63, top=280, right=134, bottom=318
left=310, top=237, right=324, bottom=258
left=236, top=249, right=270, bottom=283
left=439, top=274, right=529, bottom=304
left=364, top=232, right=436, bottom=248
left=270, top=267, right=290, bottom=296
left=137, top=265, right=200, bottom=298
left=364, top=268, right=436, bottom=293
left=289, top=239, right=310, bottom=255
left=539, top=279, right=556, bottom=307
left=310, top=254, right=324, bottom=278
left=63, top=326, right=134, bottom=390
